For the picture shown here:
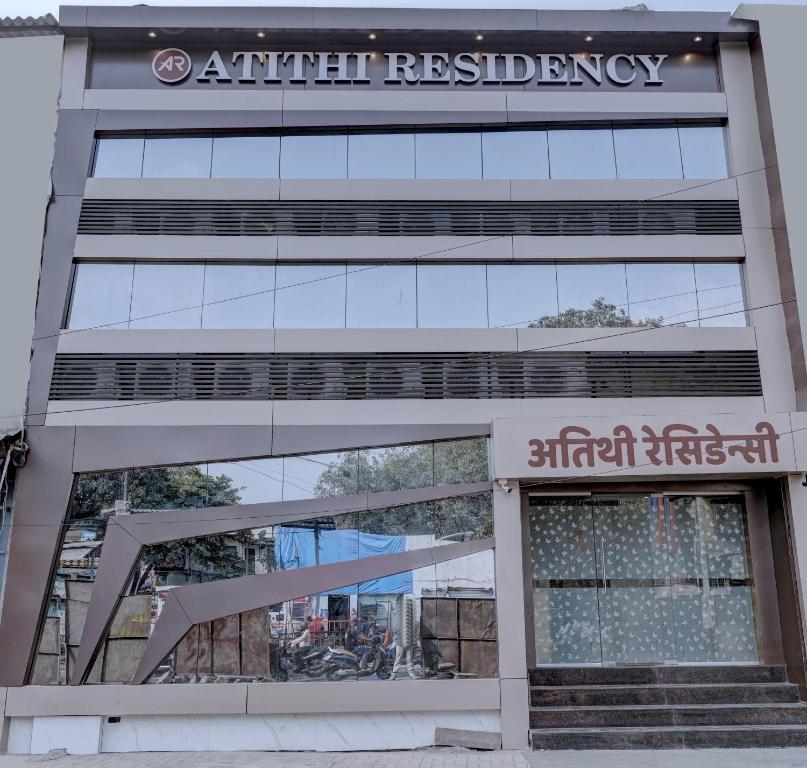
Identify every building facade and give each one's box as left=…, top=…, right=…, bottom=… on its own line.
left=4, top=3, right=807, bottom=754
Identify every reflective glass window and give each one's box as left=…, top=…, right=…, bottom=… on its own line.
left=68, top=262, right=134, bottom=330
left=280, top=134, right=347, bottom=179
left=556, top=264, right=628, bottom=325
left=207, top=459, right=284, bottom=505
left=434, top=438, right=490, bottom=485
left=613, top=126, right=683, bottom=179
left=486, top=264, right=558, bottom=328
left=627, top=262, right=698, bottom=326
left=482, top=130, right=549, bottom=179
left=679, top=125, right=728, bottom=179
left=415, top=132, right=482, bottom=179
left=282, top=451, right=359, bottom=500
left=129, top=263, right=205, bottom=329
left=695, top=262, right=745, bottom=327
left=416, top=264, right=487, bottom=327
left=202, top=264, right=275, bottom=329
left=359, top=443, right=434, bottom=493
left=211, top=136, right=280, bottom=178
left=93, top=138, right=144, bottom=177
left=273, top=264, right=346, bottom=328
left=142, top=137, right=212, bottom=178
left=346, top=264, right=416, bottom=328
left=548, top=128, right=616, bottom=179
left=348, top=133, right=415, bottom=179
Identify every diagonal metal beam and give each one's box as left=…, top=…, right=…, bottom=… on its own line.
left=132, top=537, right=494, bottom=684
left=71, top=481, right=492, bottom=685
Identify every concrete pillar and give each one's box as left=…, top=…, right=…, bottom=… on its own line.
left=784, top=475, right=807, bottom=644
left=493, top=481, right=530, bottom=749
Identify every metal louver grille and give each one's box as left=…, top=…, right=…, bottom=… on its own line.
left=77, top=200, right=742, bottom=236
left=49, top=351, right=762, bottom=401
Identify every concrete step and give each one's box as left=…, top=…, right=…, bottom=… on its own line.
left=530, top=702, right=807, bottom=728
left=530, top=682, right=801, bottom=707
left=529, top=724, right=807, bottom=750
left=529, top=665, right=788, bottom=687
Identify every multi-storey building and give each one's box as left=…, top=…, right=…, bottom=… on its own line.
left=5, top=3, right=807, bottom=754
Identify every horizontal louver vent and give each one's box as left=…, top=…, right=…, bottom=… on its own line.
left=50, top=351, right=761, bottom=401
left=77, top=200, right=742, bottom=236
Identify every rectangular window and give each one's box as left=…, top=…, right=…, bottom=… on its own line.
left=346, top=264, right=416, bottom=328
left=68, top=262, right=134, bottom=330
left=129, top=263, right=205, bottom=329
left=415, top=132, right=482, bottom=179
left=273, top=264, right=347, bottom=328
left=548, top=128, right=616, bottom=180
left=348, top=133, right=415, bottom=179
left=142, top=137, right=213, bottom=178
left=93, top=138, right=144, bottom=178
left=679, top=125, right=728, bottom=179
left=416, top=264, right=488, bottom=327
left=201, top=264, right=275, bottom=329
left=211, top=136, right=280, bottom=179
left=280, top=134, right=347, bottom=179
left=482, top=130, right=549, bottom=180
left=613, top=126, right=683, bottom=179
left=486, top=264, right=558, bottom=328
left=627, top=262, right=698, bottom=327
left=695, top=262, right=745, bottom=327
left=556, top=264, right=628, bottom=323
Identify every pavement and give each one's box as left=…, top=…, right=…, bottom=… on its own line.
left=2, top=749, right=807, bottom=768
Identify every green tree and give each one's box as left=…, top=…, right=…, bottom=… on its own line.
left=529, top=297, right=662, bottom=329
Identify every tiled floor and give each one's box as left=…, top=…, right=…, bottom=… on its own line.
left=4, top=750, right=807, bottom=768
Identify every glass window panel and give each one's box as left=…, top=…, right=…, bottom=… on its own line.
left=416, top=264, right=487, bottom=327
left=273, top=264, right=346, bottom=328
left=68, top=262, right=134, bottom=330
left=556, top=264, right=628, bottom=325
left=202, top=264, right=275, bottom=329
left=435, top=494, right=493, bottom=541
left=280, top=134, right=347, bottom=179
left=359, top=443, right=434, bottom=493
left=211, top=136, right=280, bottom=178
left=434, top=438, right=489, bottom=485
left=282, top=451, right=359, bottom=501
left=613, top=126, right=683, bottom=179
left=627, top=262, right=698, bottom=327
left=348, top=133, right=415, bottom=179
left=482, top=130, right=548, bottom=179
left=142, top=137, right=212, bottom=178
left=206, top=459, right=284, bottom=505
left=415, top=132, right=482, bottom=179
left=486, top=264, right=558, bottom=328
left=93, top=138, right=144, bottom=177
left=548, top=128, right=616, bottom=179
left=126, top=464, right=211, bottom=512
left=129, top=263, right=204, bottom=329
left=346, top=264, right=416, bottom=328
left=679, top=125, right=728, bottom=180
left=695, top=262, right=746, bottom=327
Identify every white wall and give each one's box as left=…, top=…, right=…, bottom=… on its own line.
left=0, top=35, right=62, bottom=433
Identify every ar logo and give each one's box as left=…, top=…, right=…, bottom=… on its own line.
left=152, top=48, right=192, bottom=84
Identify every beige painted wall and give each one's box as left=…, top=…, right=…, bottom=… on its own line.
left=0, top=35, right=62, bottom=432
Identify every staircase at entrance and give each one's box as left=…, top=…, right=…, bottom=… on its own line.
left=529, top=665, right=807, bottom=749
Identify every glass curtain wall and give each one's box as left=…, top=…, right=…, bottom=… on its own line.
left=67, top=261, right=746, bottom=331
left=34, top=439, right=496, bottom=685
left=92, top=124, right=728, bottom=181
left=529, top=495, right=758, bottom=665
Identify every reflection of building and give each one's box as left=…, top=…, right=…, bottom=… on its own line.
left=9, top=3, right=807, bottom=756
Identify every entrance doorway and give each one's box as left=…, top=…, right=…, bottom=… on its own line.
left=529, top=495, right=758, bottom=665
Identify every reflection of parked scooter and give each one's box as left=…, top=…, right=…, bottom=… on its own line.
left=277, top=644, right=328, bottom=680
left=323, top=635, right=391, bottom=680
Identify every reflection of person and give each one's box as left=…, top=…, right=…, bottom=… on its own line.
left=308, top=614, right=325, bottom=646
left=390, top=595, right=417, bottom=679
left=291, top=615, right=313, bottom=648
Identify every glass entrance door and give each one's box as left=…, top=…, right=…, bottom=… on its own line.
left=529, top=494, right=758, bottom=665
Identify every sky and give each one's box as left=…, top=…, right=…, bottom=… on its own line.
left=3, top=0, right=807, bottom=23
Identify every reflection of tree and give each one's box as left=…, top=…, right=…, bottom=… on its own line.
left=312, top=441, right=492, bottom=538
left=529, top=297, right=662, bottom=329
left=72, top=466, right=256, bottom=583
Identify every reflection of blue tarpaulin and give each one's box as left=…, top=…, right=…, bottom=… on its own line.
left=274, top=526, right=412, bottom=594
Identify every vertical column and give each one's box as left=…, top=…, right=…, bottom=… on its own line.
left=784, top=476, right=807, bottom=647
left=493, top=481, right=529, bottom=749
left=720, top=42, right=796, bottom=412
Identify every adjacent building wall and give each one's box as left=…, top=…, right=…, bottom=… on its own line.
left=0, top=30, right=62, bottom=433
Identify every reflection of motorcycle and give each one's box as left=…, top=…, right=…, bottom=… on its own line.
left=278, top=644, right=328, bottom=680
left=323, top=636, right=391, bottom=681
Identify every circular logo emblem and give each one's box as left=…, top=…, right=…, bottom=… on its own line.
left=152, top=48, right=192, bottom=84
